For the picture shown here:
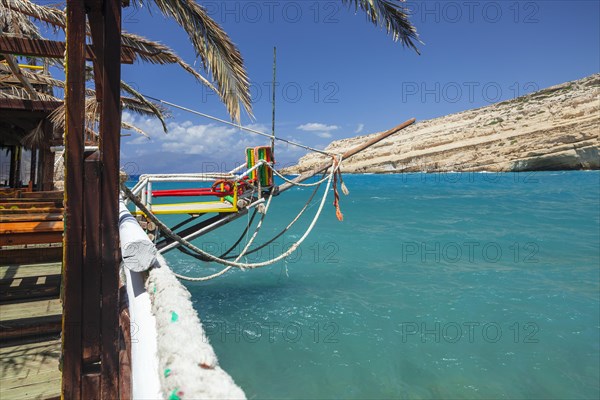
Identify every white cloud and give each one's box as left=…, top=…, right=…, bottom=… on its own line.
left=296, top=122, right=338, bottom=141
left=121, top=112, right=316, bottom=170
left=354, top=123, right=365, bottom=134
left=297, top=123, right=339, bottom=132
left=122, top=112, right=266, bottom=158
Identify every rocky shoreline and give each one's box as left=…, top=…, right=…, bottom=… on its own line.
left=284, top=74, right=599, bottom=174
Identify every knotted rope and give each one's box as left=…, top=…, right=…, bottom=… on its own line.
left=332, top=156, right=344, bottom=221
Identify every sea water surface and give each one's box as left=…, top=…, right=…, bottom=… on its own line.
left=153, top=171, right=599, bottom=399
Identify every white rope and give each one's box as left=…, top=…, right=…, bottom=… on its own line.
left=166, top=168, right=333, bottom=269
left=172, top=184, right=276, bottom=281
left=269, top=165, right=332, bottom=187
left=121, top=162, right=336, bottom=270
left=266, top=155, right=343, bottom=187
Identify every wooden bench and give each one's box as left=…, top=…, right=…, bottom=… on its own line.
left=0, top=197, right=64, bottom=266
left=0, top=221, right=64, bottom=247
left=0, top=208, right=64, bottom=215
left=0, top=201, right=63, bottom=210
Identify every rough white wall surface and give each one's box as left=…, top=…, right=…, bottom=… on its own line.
left=147, top=254, right=246, bottom=400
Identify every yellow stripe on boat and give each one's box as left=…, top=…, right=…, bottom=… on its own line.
left=133, top=201, right=237, bottom=215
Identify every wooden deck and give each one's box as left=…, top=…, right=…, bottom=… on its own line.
left=0, top=339, right=61, bottom=400
left=0, top=191, right=64, bottom=399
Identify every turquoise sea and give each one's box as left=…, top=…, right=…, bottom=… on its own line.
left=150, top=171, right=599, bottom=399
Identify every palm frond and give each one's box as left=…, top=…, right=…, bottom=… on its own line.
left=2, top=1, right=225, bottom=111
left=121, top=120, right=150, bottom=139
left=0, top=63, right=168, bottom=133
left=49, top=97, right=99, bottom=134
left=121, top=96, right=168, bottom=121
left=50, top=95, right=157, bottom=139
left=342, top=0, right=421, bottom=53
left=121, top=80, right=169, bottom=132
left=0, top=2, right=43, bottom=38
left=0, top=63, right=93, bottom=96
left=0, top=86, right=60, bottom=101
left=1, top=0, right=66, bottom=29
left=137, top=0, right=252, bottom=122
left=21, top=120, right=44, bottom=148
left=120, top=32, right=217, bottom=93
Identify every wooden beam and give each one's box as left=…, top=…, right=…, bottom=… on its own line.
left=0, top=36, right=134, bottom=64
left=62, top=0, right=86, bottom=398
left=0, top=98, right=62, bottom=112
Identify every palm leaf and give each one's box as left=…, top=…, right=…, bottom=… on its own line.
left=50, top=97, right=152, bottom=139
left=342, top=0, right=421, bottom=53
left=120, top=32, right=217, bottom=93
left=0, top=3, right=43, bottom=38
left=121, top=80, right=169, bottom=132
left=121, top=120, right=150, bottom=139
left=1, top=0, right=66, bottom=29
left=137, top=0, right=252, bottom=122
left=21, top=120, right=44, bottom=149
left=4, top=1, right=223, bottom=109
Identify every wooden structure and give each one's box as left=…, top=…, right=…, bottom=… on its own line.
left=61, top=0, right=129, bottom=398
left=0, top=190, right=64, bottom=399
left=1, top=0, right=131, bottom=398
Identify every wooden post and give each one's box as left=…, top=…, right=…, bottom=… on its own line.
left=62, top=0, right=86, bottom=398
left=29, top=147, right=37, bottom=190
left=39, top=121, right=55, bottom=191
left=14, top=146, right=22, bottom=187
left=95, top=0, right=123, bottom=396
left=8, top=145, right=16, bottom=188
left=82, top=151, right=102, bottom=398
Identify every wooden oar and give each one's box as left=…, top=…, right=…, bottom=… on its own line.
left=279, top=118, right=416, bottom=193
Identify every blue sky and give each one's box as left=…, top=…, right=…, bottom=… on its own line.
left=76, top=1, right=600, bottom=173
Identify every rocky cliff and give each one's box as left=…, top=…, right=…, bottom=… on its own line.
left=284, top=74, right=599, bottom=174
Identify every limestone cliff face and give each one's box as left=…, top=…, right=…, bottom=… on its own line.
left=285, top=74, right=599, bottom=174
